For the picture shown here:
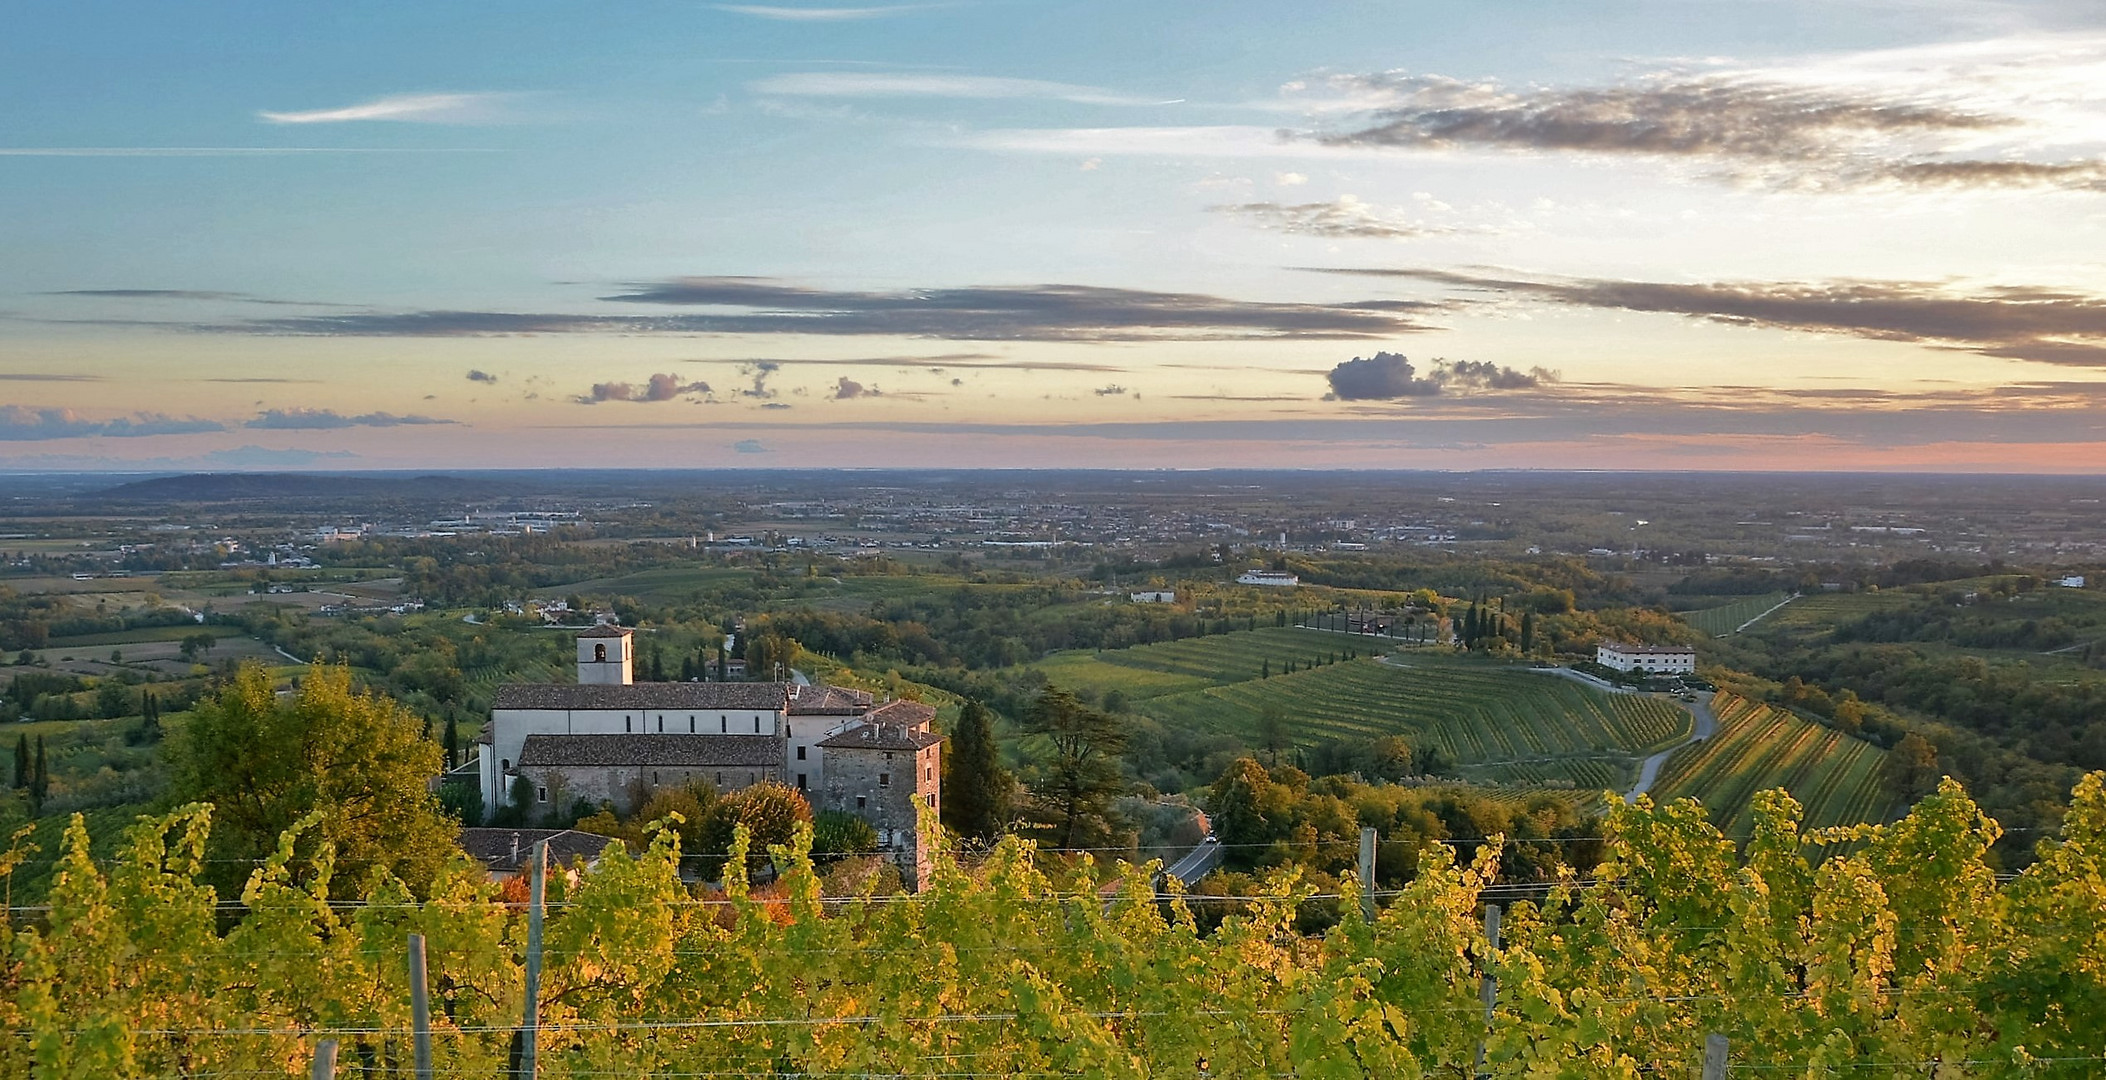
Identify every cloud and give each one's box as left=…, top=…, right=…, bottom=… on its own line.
left=1322, top=352, right=1551, bottom=400
left=466, top=369, right=499, bottom=383
left=0, top=373, right=102, bottom=382
left=203, top=278, right=1438, bottom=343
left=0, top=407, right=224, bottom=441
left=714, top=4, right=938, bottom=20
left=750, top=72, right=1164, bottom=107
left=259, top=92, right=513, bottom=125
left=576, top=373, right=712, bottom=404
left=1307, top=59, right=2106, bottom=192
left=1318, top=267, right=2106, bottom=368
left=743, top=361, right=781, bottom=398
left=1325, top=352, right=1440, bottom=400
left=832, top=377, right=873, bottom=399
left=1211, top=195, right=1455, bottom=239
left=246, top=409, right=457, bottom=429
left=733, top=439, right=772, bottom=453
left=1093, top=385, right=1127, bottom=396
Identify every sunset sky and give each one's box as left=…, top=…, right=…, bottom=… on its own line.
left=5, top=0, right=2106, bottom=471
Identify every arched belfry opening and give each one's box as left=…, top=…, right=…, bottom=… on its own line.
left=576, top=624, right=634, bottom=685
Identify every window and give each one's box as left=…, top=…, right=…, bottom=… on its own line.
left=856, top=795, right=867, bottom=810
left=652, top=771, right=659, bottom=784
left=594, top=643, right=606, bottom=662
left=716, top=772, right=724, bottom=785
left=747, top=771, right=756, bottom=785
left=879, top=772, right=890, bottom=787
left=625, top=716, right=632, bottom=733
left=925, top=767, right=932, bottom=781
left=796, top=746, right=806, bottom=761
left=657, top=716, right=663, bottom=733
left=797, top=773, right=807, bottom=791
left=500, top=758, right=509, bottom=771
left=720, top=715, right=727, bottom=733
left=754, top=717, right=761, bottom=734
left=689, top=717, right=695, bottom=733
left=536, top=786, right=548, bottom=803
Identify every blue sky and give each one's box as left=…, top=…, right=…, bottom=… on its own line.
left=4, top=0, right=2106, bottom=471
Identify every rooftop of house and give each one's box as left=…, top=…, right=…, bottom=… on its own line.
left=458, top=827, right=618, bottom=873
left=818, top=723, right=944, bottom=752
left=1601, top=643, right=1697, bottom=655
left=788, top=684, right=877, bottom=715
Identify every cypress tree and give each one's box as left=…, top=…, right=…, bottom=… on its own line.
left=29, top=735, right=47, bottom=811
left=10, top=734, right=25, bottom=789
left=443, top=714, right=460, bottom=770
left=942, top=699, right=1013, bottom=843
left=1521, top=611, right=1536, bottom=654
left=1261, top=659, right=1270, bottom=678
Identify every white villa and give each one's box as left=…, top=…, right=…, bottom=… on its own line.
left=1595, top=642, right=1697, bottom=675
left=1237, top=570, right=1300, bottom=587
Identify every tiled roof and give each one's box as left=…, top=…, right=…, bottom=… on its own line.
left=579, top=624, right=633, bottom=638
left=818, top=724, right=944, bottom=752
left=864, top=699, right=937, bottom=729
left=493, top=682, right=791, bottom=711
left=458, top=828, right=617, bottom=872
left=1603, top=643, right=1696, bottom=655
left=515, top=733, right=783, bottom=768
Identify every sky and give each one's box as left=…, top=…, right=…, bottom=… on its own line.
left=4, top=0, right=2106, bottom=472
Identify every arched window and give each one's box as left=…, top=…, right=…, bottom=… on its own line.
left=594, top=643, right=607, bottom=662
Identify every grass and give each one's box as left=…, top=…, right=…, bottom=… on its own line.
left=1649, top=693, right=1891, bottom=835
left=1139, top=656, right=1691, bottom=775
left=1682, top=593, right=1793, bottom=637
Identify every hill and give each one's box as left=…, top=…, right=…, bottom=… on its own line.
left=1650, top=693, right=1892, bottom=835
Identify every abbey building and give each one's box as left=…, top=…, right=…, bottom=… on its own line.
left=478, top=624, right=940, bottom=882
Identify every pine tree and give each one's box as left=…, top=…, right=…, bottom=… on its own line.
left=941, top=699, right=1013, bottom=843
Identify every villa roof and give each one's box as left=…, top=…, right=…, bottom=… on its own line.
left=493, top=682, right=791, bottom=711
left=514, top=733, right=782, bottom=769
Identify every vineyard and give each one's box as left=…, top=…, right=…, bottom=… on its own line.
left=10, top=775, right=2106, bottom=1078
left=1139, top=658, right=1690, bottom=783
left=1681, top=592, right=1793, bottom=637
left=1650, top=693, right=1891, bottom=834
left=1030, top=626, right=1369, bottom=699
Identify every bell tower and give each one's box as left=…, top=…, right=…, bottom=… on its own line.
left=576, top=624, right=635, bottom=685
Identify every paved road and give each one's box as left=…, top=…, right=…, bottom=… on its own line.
left=1163, top=839, right=1225, bottom=886
left=1626, top=694, right=1715, bottom=801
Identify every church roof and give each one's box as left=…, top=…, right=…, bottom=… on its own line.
left=515, top=733, right=782, bottom=768
left=579, top=624, right=633, bottom=638
left=818, top=723, right=944, bottom=752
left=493, top=682, right=791, bottom=711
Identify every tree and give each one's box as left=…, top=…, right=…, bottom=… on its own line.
left=942, top=699, right=1014, bottom=843
left=169, top=662, right=459, bottom=898
left=1884, top=731, right=1942, bottom=802
left=811, top=810, right=878, bottom=861
left=178, top=632, right=217, bottom=663
left=442, top=714, right=460, bottom=770
left=28, top=735, right=47, bottom=812
left=1367, top=735, right=1415, bottom=780
left=136, top=691, right=163, bottom=745
left=1520, top=610, right=1536, bottom=654
left=700, top=780, right=812, bottom=881
left=10, top=734, right=24, bottom=789
left=1020, top=686, right=1128, bottom=851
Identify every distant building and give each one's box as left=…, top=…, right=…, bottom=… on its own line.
left=1129, top=590, right=1176, bottom=603
left=1237, top=570, right=1300, bottom=587
left=479, top=626, right=940, bottom=886
left=1596, top=642, right=1696, bottom=675
left=458, top=827, right=617, bottom=882
left=2059, top=575, right=2087, bottom=589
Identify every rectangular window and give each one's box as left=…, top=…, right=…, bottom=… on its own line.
left=796, top=746, right=806, bottom=760
left=925, top=767, right=932, bottom=781
left=652, top=770, right=659, bottom=784
left=689, top=717, right=695, bottom=733
left=879, top=772, right=890, bottom=787
left=716, top=772, right=724, bottom=785
left=720, top=716, right=727, bottom=733
left=536, top=786, right=548, bottom=803
left=754, top=717, right=761, bottom=734
left=856, top=795, right=867, bottom=810
left=657, top=716, right=664, bottom=733
left=625, top=716, right=632, bottom=733
left=797, top=773, right=807, bottom=791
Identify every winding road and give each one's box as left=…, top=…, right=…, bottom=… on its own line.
left=1510, top=665, right=1717, bottom=801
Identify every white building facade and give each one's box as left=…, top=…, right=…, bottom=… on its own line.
left=1596, top=642, right=1697, bottom=675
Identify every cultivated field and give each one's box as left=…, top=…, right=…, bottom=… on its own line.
left=1683, top=592, right=1793, bottom=637
left=1135, top=655, right=1691, bottom=789
left=1649, top=693, right=1891, bottom=835
left=1030, top=627, right=1380, bottom=700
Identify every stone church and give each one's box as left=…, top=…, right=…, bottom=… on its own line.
left=478, top=624, right=941, bottom=883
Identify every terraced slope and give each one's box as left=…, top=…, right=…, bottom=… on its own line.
left=1030, top=627, right=1367, bottom=700
left=1139, top=659, right=1691, bottom=790
left=1649, top=693, right=1891, bottom=835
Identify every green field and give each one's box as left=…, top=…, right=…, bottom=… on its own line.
left=1031, top=627, right=1387, bottom=699
left=1137, top=657, right=1691, bottom=790
left=1650, top=693, right=1891, bottom=835
left=1682, top=592, right=1793, bottom=637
